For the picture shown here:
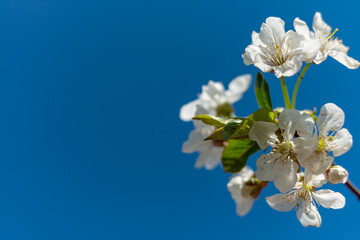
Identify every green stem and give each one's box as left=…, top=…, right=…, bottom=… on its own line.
left=280, top=77, right=291, bottom=109
left=291, top=63, right=311, bottom=109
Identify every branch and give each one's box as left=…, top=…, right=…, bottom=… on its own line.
left=344, top=179, right=360, bottom=200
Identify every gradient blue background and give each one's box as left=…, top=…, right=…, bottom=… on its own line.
left=0, top=0, right=358, bottom=239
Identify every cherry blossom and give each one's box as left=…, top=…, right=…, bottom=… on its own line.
left=266, top=171, right=345, bottom=227
left=294, top=12, right=360, bottom=69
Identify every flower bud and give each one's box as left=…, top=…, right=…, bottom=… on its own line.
left=242, top=178, right=267, bottom=199
left=241, top=184, right=258, bottom=199
left=327, top=166, right=348, bottom=184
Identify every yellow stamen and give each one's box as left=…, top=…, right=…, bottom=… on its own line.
left=296, top=196, right=302, bottom=207
left=328, top=28, right=338, bottom=40
left=276, top=45, right=281, bottom=62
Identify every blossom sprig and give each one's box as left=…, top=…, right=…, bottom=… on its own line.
left=180, top=11, right=360, bottom=228
left=180, top=75, right=251, bottom=170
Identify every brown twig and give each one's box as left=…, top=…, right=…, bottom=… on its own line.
left=344, top=179, right=360, bottom=201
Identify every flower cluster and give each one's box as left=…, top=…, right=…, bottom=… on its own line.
left=243, top=12, right=359, bottom=78
left=180, top=11, right=358, bottom=228
left=251, top=103, right=350, bottom=226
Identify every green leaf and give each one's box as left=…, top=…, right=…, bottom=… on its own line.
left=255, top=72, right=273, bottom=109
left=222, top=139, right=260, bottom=173
left=192, top=115, right=226, bottom=127
left=223, top=119, right=243, bottom=140
left=230, top=108, right=275, bottom=139
left=204, top=127, right=225, bottom=141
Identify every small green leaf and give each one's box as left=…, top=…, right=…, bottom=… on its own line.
left=204, top=128, right=225, bottom=141
left=192, top=115, right=226, bottom=127
left=255, top=72, right=273, bottom=109
left=222, top=139, right=260, bottom=173
left=230, top=108, right=275, bottom=139
left=223, top=119, right=243, bottom=140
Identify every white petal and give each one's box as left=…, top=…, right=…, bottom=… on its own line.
left=328, top=42, right=360, bottom=69
left=314, top=190, right=345, bottom=209
left=278, top=109, right=314, bottom=138
left=180, top=99, right=201, bottom=121
left=259, top=17, right=286, bottom=51
left=273, top=55, right=303, bottom=78
left=302, top=153, right=333, bottom=175
left=293, top=136, right=318, bottom=167
left=314, top=50, right=328, bottom=64
left=237, top=166, right=254, bottom=179
left=193, top=120, right=211, bottom=131
left=182, top=129, right=207, bottom=153
left=328, top=128, right=353, bottom=156
left=225, top=74, right=252, bottom=103
left=194, top=145, right=213, bottom=169
left=242, top=45, right=272, bottom=72
left=249, top=121, right=278, bottom=149
left=278, top=109, right=301, bottom=138
left=235, top=199, right=253, bottom=216
left=312, top=12, right=332, bottom=36
left=251, top=31, right=263, bottom=46
left=227, top=175, right=246, bottom=201
left=200, top=80, right=225, bottom=103
left=294, top=17, right=311, bottom=39
left=203, top=146, right=223, bottom=170
left=317, top=103, right=345, bottom=136
left=227, top=174, right=254, bottom=216
left=296, top=113, right=316, bottom=137
left=305, top=171, right=327, bottom=188
left=297, top=201, right=321, bottom=227
left=266, top=193, right=295, bottom=212
left=255, top=152, right=278, bottom=181
left=300, top=39, right=322, bottom=63
left=193, top=137, right=223, bottom=170
left=273, top=159, right=299, bottom=193
left=284, top=30, right=304, bottom=51
left=329, top=52, right=360, bottom=69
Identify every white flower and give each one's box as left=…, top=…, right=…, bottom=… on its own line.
left=294, top=12, right=360, bottom=69
left=180, top=75, right=251, bottom=169
left=182, top=121, right=224, bottom=170
left=179, top=75, right=251, bottom=121
left=227, top=166, right=255, bottom=216
left=327, top=165, right=349, bottom=184
left=249, top=109, right=314, bottom=193
left=242, top=17, right=320, bottom=78
left=266, top=171, right=345, bottom=227
left=294, top=103, right=352, bottom=174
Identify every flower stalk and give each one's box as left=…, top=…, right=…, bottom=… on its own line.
left=291, top=63, right=311, bottom=109
left=280, top=77, right=291, bottom=109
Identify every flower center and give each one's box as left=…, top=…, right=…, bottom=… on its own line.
left=216, top=102, right=233, bottom=118
left=265, top=43, right=289, bottom=67
left=277, top=141, right=293, bottom=155
left=275, top=45, right=286, bottom=65
left=321, top=28, right=339, bottom=51
left=316, top=137, right=328, bottom=153
left=295, top=185, right=313, bottom=208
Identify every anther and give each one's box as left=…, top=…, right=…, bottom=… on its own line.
left=328, top=28, right=339, bottom=40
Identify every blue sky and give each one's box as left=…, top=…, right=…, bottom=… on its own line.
left=0, top=0, right=359, bottom=239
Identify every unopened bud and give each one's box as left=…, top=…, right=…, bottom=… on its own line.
left=242, top=178, right=266, bottom=199
left=242, top=184, right=259, bottom=199
left=327, top=165, right=348, bottom=184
